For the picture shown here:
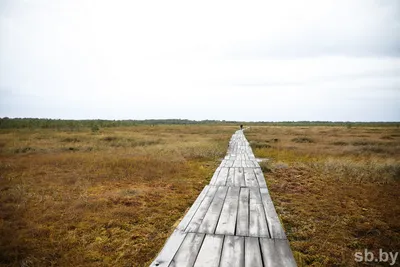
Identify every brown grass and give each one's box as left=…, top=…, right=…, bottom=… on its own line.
left=0, top=125, right=233, bottom=266
left=246, top=126, right=400, bottom=266
left=2, top=124, right=399, bottom=266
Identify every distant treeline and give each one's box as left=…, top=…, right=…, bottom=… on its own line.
left=0, top=118, right=233, bottom=130
left=0, top=118, right=398, bottom=130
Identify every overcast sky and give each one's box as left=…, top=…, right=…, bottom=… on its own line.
left=1, top=0, right=399, bottom=121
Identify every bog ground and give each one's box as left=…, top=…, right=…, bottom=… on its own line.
left=0, top=124, right=399, bottom=266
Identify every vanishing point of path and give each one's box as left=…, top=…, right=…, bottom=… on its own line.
left=150, top=130, right=296, bottom=267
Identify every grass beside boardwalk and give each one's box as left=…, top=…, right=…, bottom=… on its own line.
left=0, top=125, right=233, bottom=266
left=246, top=126, right=400, bottom=266
left=1, top=122, right=399, bottom=266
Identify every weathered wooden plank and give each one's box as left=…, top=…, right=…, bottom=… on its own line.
left=249, top=188, right=270, bottom=238
left=230, top=143, right=237, bottom=152
left=169, top=233, right=205, bottom=267
left=242, top=160, right=249, bottom=168
left=198, top=186, right=228, bottom=234
left=244, top=237, right=263, bottom=267
left=215, top=187, right=240, bottom=235
left=225, top=159, right=234, bottom=168
left=244, top=168, right=258, bottom=187
left=215, top=167, right=229, bottom=186
left=177, top=186, right=210, bottom=231
left=259, top=186, right=272, bottom=202
left=193, top=235, right=224, bottom=267
left=220, top=160, right=225, bottom=167
left=224, top=160, right=233, bottom=168
left=186, top=186, right=218, bottom=232
left=259, top=238, right=297, bottom=267
left=150, top=229, right=186, bottom=267
left=236, top=188, right=249, bottom=236
left=210, top=167, right=221, bottom=185
left=254, top=168, right=267, bottom=187
left=260, top=188, right=286, bottom=239
left=226, top=168, right=235, bottom=186
left=234, top=167, right=246, bottom=187
left=233, top=160, right=242, bottom=168
left=244, top=160, right=254, bottom=168
left=220, top=235, right=244, bottom=267
left=220, top=160, right=227, bottom=168
left=249, top=160, right=260, bottom=168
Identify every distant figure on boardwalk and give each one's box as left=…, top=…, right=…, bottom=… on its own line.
left=240, top=124, right=243, bottom=130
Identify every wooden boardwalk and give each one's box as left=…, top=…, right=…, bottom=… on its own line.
left=150, top=130, right=296, bottom=267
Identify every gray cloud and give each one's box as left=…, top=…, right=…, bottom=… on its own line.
left=0, top=0, right=399, bottom=121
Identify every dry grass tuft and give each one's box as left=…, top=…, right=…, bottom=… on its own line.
left=292, top=137, right=314, bottom=143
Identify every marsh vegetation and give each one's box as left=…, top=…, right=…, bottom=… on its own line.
left=0, top=125, right=232, bottom=266
left=246, top=126, right=400, bottom=266
left=0, top=122, right=399, bottom=266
